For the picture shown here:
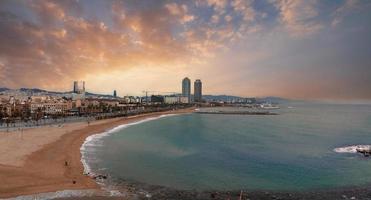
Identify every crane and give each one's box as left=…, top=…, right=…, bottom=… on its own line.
left=142, top=90, right=156, bottom=104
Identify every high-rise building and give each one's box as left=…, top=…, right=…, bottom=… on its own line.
left=72, top=81, right=86, bottom=100
left=113, top=90, right=117, bottom=98
left=182, top=77, right=191, bottom=103
left=73, top=81, right=85, bottom=94
left=73, top=81, right=78, bottom=93
left=194, top=79, right=202, bottom=102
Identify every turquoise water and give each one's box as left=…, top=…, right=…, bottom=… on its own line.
left=82, top=103, right=371, bottom=191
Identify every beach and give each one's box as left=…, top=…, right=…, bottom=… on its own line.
left=3, top=105, right=371, bottom=200
left=0, top=108, right=194, bottom=198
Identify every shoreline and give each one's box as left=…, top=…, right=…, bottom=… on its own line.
left=0, top=108, right=194, bottom=198
left=80, top=113, right=180, bottom=176
left=3, top=107, right=371, bottom=200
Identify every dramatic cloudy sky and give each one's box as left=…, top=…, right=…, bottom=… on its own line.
left=0, top=0, right=370, bottom=101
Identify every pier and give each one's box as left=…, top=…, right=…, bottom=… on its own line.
left=195, top=110, right=278, bottom=115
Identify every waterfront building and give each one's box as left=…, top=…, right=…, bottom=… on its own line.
left=123, top=96, right=137, bottom=104
left=164, top=96, right=190, bottom=104
left=164, top=96, right=178, bottom=104
left=31, top=96, right=48, bottom=103
left=151, top=95, right=164, bottom=103
left=194, top=79, right=202, bottom=102
left=74, top=99, right=82, bottom=108
left=179, top=96, right=189, bottom=104
left=182, top=77, right=191, bottom=103
left=100, top=99, right=120, bottom=107
left=30, top=101, right=72, bottom=115
left=123, top=96, right=131, bottom=103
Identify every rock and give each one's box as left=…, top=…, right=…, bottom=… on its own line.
left=93, top=174, right=107, bottom=180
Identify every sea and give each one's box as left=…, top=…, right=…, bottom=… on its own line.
left=81, top=102, right=371, bottom=193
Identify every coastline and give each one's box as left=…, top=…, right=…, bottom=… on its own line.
left=3, top=107, right=371, bottom=200
left=80, top=113, right=180, bottom=176
left=0, top=108, right=194, bottom=198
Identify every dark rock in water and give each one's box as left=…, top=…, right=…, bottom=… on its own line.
left=356, top=148, right=371, bottom=157
left=92, top=174, right=108, bottom=180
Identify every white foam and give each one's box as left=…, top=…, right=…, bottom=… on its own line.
left=4, top=115, right=178, bottom=200
left=80, top=114, right=178, bottom=175
left=333, top=145, right=371, bottom=153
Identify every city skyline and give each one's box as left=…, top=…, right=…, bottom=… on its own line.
left=0, top=0, right=371, bottom=102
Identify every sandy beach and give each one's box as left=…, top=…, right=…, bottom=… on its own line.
left=0, top=108, right=194, bottom=198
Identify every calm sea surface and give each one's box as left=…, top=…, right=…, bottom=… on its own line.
left=82, top=103, right=371, bottom=191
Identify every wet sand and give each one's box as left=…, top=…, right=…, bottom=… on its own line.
left=0, top=108, right=194, bottom=198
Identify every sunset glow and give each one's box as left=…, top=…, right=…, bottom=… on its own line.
left=0, top=0, right=370, bottom=101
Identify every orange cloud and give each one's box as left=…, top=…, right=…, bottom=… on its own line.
left=0, top=0, right=370, bottom=100
left=272, top=0, right=323, bottom=37
left=0, top=0, right=242, bottom=92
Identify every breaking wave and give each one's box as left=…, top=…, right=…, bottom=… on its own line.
left=333, top=145, right=371, bottom=153
left=80, top=114, right=177, bottom=174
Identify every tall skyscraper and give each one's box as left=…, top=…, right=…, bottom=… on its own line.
left=73, top=81, right=85, bottom=94
left=182, top=77, right=191, bottom=103
left=113, top=90, right=117, bottom=98
left=72, top=81, right=86, bottom=100
left=194, top=79, right=202, bottom=102
left=73, top=81, right=78, bottom=93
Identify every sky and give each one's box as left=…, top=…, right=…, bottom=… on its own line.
left=0, top=0, right=370, bottom=101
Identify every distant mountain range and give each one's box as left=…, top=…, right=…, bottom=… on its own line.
left=0, top=87, right=290, bottom=103
left=1, top=87, right=63, bottom=94
left=0, top=87, right=113, bottom=98
left=19, top=88, right=64, bottom=95
left=0, top=87, right=10, bottom=92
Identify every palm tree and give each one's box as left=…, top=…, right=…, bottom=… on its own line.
left=0, top=106, right=4, bottom=127
left=33, top=107, right=43, bottom=126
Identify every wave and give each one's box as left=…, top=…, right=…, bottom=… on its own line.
left=333, top=145, right=371, bottom=153
left=5, top=115, right=180, bottom=200
left=80, top=114, right=178, bottom=175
